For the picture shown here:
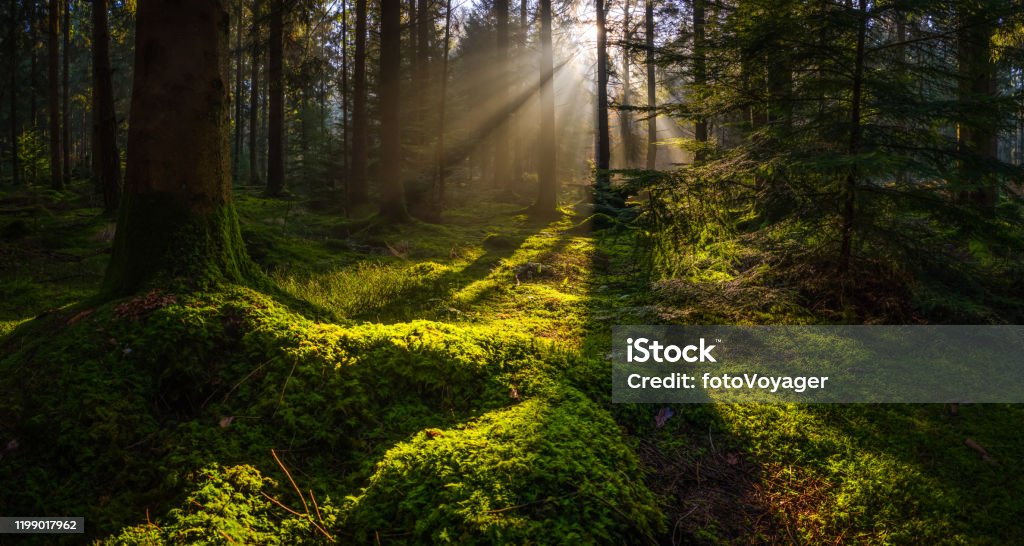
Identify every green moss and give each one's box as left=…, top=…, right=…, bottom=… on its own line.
left=103, top=194, right=261, bottom=296
left=344, top=387, right=664, bottom=544
left=0, top=285, right=659, bottom=544
left=107, top=464, right=339, bottom=545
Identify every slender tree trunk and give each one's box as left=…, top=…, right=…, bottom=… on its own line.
left=104, top=0, right=255, bottom=296
left=30, top=0, right=38, bottom=139
left=692, top=0, right=707, bottom=160
left=265, top=0, right=284, bottom=196
left=379, top=0, right=408, bottom=221
left=350, top=0, right=368, bottom=203
left=92, top=0, right=120, bottom=215
left=9, top=0, right=19, bottom=185
left=61, top=0, right=69, bottom=183
left=414, top=0, right=428, bottom=147
left=249, top=0, right=261, bottom=186
left=436, top=0, right=452, bottom=206
left=512, top=0, right=526, bottom=179
left=620, top=0, right=635, bottom=167
left=341, top=0, right=349, bottom=197
left=233, top=0, right=243, bottom=183
left=534, top=0, right=557, bottom=212
left=956, top=0, right=998, bottom=213
left=46, top=0, right=62, bottom=189
left=645, top=0, right=656, bottom=170
left=595, top=0, right=610, bottom=190
left=839, top=0, right=866, bottom=278
left=493, top=0, right=510, bottom=189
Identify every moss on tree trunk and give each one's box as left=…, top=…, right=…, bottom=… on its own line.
left=103, top=0, right=256, bottom=296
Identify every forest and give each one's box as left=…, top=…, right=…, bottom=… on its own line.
left=0, top=0, right=1022, bottom=543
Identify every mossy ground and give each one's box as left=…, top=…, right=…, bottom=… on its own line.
left=0, top=181, right=1021, bottom=544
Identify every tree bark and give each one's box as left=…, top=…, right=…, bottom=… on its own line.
left=61, top=0, right=69, bottom=183
left=233, top=0, right=243, bottom=183
left=956, top=0, right=998, bottom=213
left=9, top=0, right=19, bottom=185
left=350, top=0, right=368, bottom=203
left=645, top=0, right=656, bottom=170
left=620, top=0, right=636, bottom=166
left=378, top=0, right=409, bottom=221
left=839, top=0, right=866, bottom=279
left=47, top=0, right=62, bottom=189
left=265, top=0, right=284, bottom=196
left=595, top=0, right=610, bottom=190
left=91, top=0, right=120, bottom=215
left=493, top=0, right=510, bottom=189
left=104, top=0, right=254, bottom=296
left=533, top=0, right=557, bottom=212
left=436, top=0, right=452, bottom=206
left=341, top=0, right=349, bottom=196
left=249, top=0, right=261, bottom=186
left=512, top=0, right=527, bottom=179
left=414, top=0, right=428, bottom=144
left=692, top=0, right=707, bottom=161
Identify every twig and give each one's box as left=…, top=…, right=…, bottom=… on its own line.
left=310, top=489, right=326, bottom=528
left=273, top=359, right=298, bottom=417
left=271, top=448, right=310, bottom=515
left=218, top=530, right=238, bottom=544
left=260, top=491, right=335, bottom=542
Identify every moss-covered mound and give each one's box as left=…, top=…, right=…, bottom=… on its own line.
left=0, top=286, right=662, bottom=544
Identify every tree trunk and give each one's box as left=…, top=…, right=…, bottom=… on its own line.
left=104, top=0, right=255, bottom=296
left=30, top=0, right=37, bottom=137
left=91, top=0, right=120, bottom=215
left=9, top=0, right=19, bottom=186
left=233, top=0, right=243, bottom=183
left=839, top=0, right=866, bottom=279
left=436, top=0, right=452, bottom=207
left=379, top=0, right=408, bottom=221
left=61, top=0, right=69, bottom=183
left=533, top=0, right=557, bottom=212
left=249, top=0, right=261, bottom=186
left=265, top=0, right=284, bottom=197
left=692, top=0, right=707, bottom=161
left=493, top=0, right=510, bottom=189
left=645, top=0, right=656, bottom=170
left=595, top=0, right=610, bottom=190
left=956, top=0, right=998, bottom=213
left=414, top=0, right=428, bottom=145
left=620, top=0, right=635, bottom=167
left=350, top=0, right=368, bottom=203
left=512, top=0, right=526, bottom=179
left=47, top=0, right=62, bottom=189
left=341, top=0, right=349, bottom=198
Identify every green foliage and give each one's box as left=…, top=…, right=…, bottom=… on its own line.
left=16, top=130, right=48, bottom=184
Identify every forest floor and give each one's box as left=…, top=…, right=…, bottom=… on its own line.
left=1, top=182, right=1022, bottom=544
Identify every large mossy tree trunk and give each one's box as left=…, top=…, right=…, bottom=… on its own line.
left=103, top=0, right=255, bottom=296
